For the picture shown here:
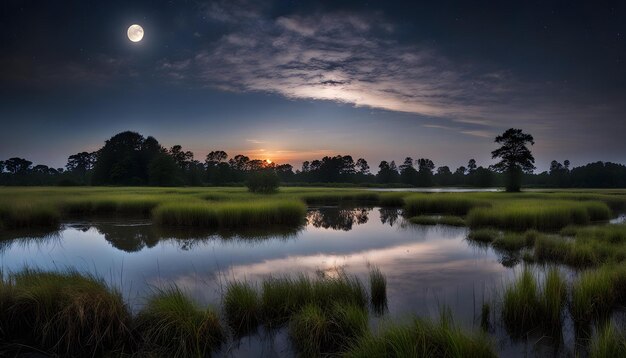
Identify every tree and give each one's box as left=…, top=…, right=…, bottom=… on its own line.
left=416, top=158, right=435, bottom=186
left=205, top=151, right=228, bottom=165
left=169, top=145, right=194, bottom=170
left=399, top=157, right=417, bottom=185
left=4, top=157, right=32, bottom=174
left=148, top=153, right=180, bottom=186
left=467, top=159, right=477, bottom=173
left=246, top=170, right=279, bottom=194
left=377, top=161, right=398, bottom=184
left=356, top=158, right=370, bottom=174
left=491, top=128, right=535, bottom=192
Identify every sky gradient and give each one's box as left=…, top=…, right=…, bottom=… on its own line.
left=1, top=0, right=625, bottom=171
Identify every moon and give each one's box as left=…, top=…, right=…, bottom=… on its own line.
left=127, top=24, right=144, bottom=42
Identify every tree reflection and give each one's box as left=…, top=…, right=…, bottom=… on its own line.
left=306, top=207, right=370, bottom=231
left=379, top=208, right=401, bottom=226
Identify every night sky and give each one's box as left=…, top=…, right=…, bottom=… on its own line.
left=1, top=0, right=625, bottom=171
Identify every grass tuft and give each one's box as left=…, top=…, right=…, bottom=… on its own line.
left=223, top=280, right=261, bottom=335
left=136, top=287, right=224, bottom=357
left=369, top=267, right=387, bottom=313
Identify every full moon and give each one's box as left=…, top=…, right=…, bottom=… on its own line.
left=127, top=24, right=144, bottom=42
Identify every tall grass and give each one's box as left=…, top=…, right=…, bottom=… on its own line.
left=223, top=280, right=260, bottom=335
left=502, top=267, right=566, bottom=336
left=0, top=202, right=60, bottom=229
left=136, top=287, right=224, bottom=357
left=467, top=228, right=500, bottom=243
left=2, top=269, right=132, bottom=355
left=152, top=199, right=306, bottom=228
left=344, top=315, right=496, bottom=358
left=404, top=194, right=489, bottom=216
left=369, top=267, right=387, bottom=313
left=260, top=274, right=368, bottom=327
left=467, top=201, right=611, bottom=231
left=590, top=323, right=626, bottom=358
left=289, top=303, right=368, bottom=357
left=570, top=265, right=626, bottom=325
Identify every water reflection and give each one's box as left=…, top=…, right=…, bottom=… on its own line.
left=306, top=207, right=370, bottom=230
left=0, top=206, right=529, bottom=356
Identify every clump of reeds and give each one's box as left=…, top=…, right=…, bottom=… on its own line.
left=4, top=269, right=133, bottom=355
left=0, top=202, right=60, bottom=229
left=589, top=323, right=626, bottom=358
left=369, top=267, right=387, bottom=313
left=467, top=201, right=611, bottom=231
left=152, top=199, right=306, bottom=228
left=467, top=228, right=500, bottom=243
left=502, top=267, right=566, bottom=336
left=289, top=303, right=368, bottom=357
left=260, top=274, right=367, bottom=327
left=224, top=280, right=260, bottom=335
left=344, top=315, right=496, bottom=357
left=404, top=194, right=489, bottom=216
left=136, top=287, right=224, bottom=357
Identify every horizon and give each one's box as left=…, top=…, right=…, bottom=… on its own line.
left=1, top=1, right=625, bottom=171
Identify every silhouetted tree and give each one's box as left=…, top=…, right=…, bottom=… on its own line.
left=491, top=128, right=535, bottom=192
left=399, top=157, right=417, bottom=185
left=416, top=158, right=435, bottom=186
left=205, top=151, right=228, bottom=164
left=4, top=157, right=32, bottom=174
left=467, top=159, right=477, bottom=173
left=356, top=158, right=370, bottom=174
left=435, top=166, right=452, bottom=186
left=247, top=170, right=279, bottom=193
left=148, top=153, right=180, bottom=186
left=377, top=161, right=399, bottom=183
left=169, top=145, right=194, bottom=170
left=66, top=151, right=97, bottom=184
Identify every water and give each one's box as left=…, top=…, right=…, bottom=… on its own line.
left=369, top=187, right=501, bottom=192
left=0, top=207, right=568, bottom=356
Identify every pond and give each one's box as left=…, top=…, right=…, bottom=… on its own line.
left=0, top=206, right=574, bottom=357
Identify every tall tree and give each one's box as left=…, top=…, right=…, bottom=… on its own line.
left=491, top=128, right=535, bottom=192
left=356, top=158, right=370, bottom=174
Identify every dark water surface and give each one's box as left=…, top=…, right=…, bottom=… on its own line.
left=0, top=207, right=574, bottom=357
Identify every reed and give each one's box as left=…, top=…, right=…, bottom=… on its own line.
left=409, top=215, right=466, bottom=227
left=590, top=323, right=626, bottom=358
left=136, top=287, right=224, bottom=357
left=152, top=199, right=306, bottom=228
left=369, top=267, right=387, bottom=313
left=223, top=280, right=260, bottom=335
left=4, top=269, right=132, bottom=355
left=344, top=316, right=496, bottom=358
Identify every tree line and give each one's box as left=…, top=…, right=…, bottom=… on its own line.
left=1, top=130, right=625, bottom=189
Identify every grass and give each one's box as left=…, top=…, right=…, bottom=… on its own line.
left=467, top=228, right=500, bottom=243
left=344, top=314, right=496, bottom=358
left=570, top=265, right=626, bottom=325
left=467, top=200, right=611, bottom=231
left=0, top=269, right=132, bottom=355
left=590, top=323, right=626, bottom=358
left=136, top=287, right=224, bottom=357
left=289, top=303, right=368, bottom=357
left=502, top=267, right=566, bottom=336
left=260, top=273, right=368, bottom=327
left=223, top=280, right=260, bottom=335
left=404, top=194, right=489, bottom=216
left=409, top=215, right=466, bottom=227
left=369, top=267, right=387, bottom=313
left=0, top=202, right=60, bottom=229
left=152, top=199, right=306, bottom=228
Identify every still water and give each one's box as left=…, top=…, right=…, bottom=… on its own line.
left=0, top=207, right=568, bottom=357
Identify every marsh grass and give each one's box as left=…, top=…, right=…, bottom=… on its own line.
left=224, top=280, right=260, bottom=336
left=467, top=201, right=611, bottom=231
left=590, top=323, right=626, bottom=358
left=260, top=274, right=367, bottom=327
left=0, top=202, right=60, bottom=229
left=369, top=267, right=387, bottom=313
left=502, top=267, right=566, bottom=336
left=480, top=303, right=491, bottom=331
left=570, top=265, right=626, bottom=326
left=2, top=269, right=132, bottom=355
left=409, top=215, right=466, bottom=227
left=344, top=315, right=496, bottom=358
left=136, top=286, right=224, bottom=357
left=152, top=199, right=306, bottom=228
left=467, top=228, right=500, bottom=243
left=404, top=194, right=489, bottom=216
left=289, top=303, right=367, bottom=357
